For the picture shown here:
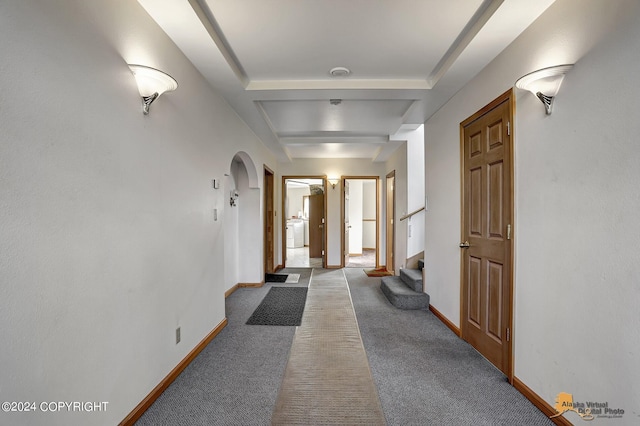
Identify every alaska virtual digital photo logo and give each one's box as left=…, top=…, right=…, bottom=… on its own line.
left=551, top=392, right=625, bottom=421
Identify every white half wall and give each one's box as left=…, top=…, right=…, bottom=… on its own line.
left=391, top=126, right=425, bottom=262
left=424, top=0, right=640, bottom=417
left=385, top=145, right=408, bottom=272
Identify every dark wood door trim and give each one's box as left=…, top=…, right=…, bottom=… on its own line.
left=459, top=88, right=515, bottom=382
left=263, top=165, right=275, bottom=275
left=385, top=171, right=395, bottom=273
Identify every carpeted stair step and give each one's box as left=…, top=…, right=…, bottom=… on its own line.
left=418, top=259, right=424, bottom=270
left=380, top=276, right=429, bottom=310
left=400, top=268, right=423, bottom=292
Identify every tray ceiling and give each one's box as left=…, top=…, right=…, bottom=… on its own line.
left=138, top=0, right=555, bottom=161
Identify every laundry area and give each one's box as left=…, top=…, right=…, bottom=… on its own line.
left=284, top=178, right=324, bottom=268
left=286, top=219, right=305, bottom=249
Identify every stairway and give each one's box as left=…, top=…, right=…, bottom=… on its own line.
left=380, top=259, right=429, bottom=309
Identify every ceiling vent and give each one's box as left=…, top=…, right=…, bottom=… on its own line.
left=329, top=67, right=350, bottom=77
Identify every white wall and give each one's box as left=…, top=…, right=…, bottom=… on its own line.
left=403, top=126, right=425, bottom=213
left=0, top=1, right=276, bottom=425
left=348, top=180, right=364, bottom=255
left=236, top=160, right=263, bottom=285
left=385, top=145, right=408, bottom=272
left=390, top=127, right=425, bottom=264
left=362, top=180, right=377, bottom=249
left=286, top=187, right=310, bottom=219
left=224, top=170, right=240, bottom=290
left=406, top=126, right=425, bottom=258
left=347, top=179, right=378, bottom=254
left=278, top=159, right=387, bottom=267
left=406, top=126, right=426, bottom=258
left=424, top=0, right=639, bottom=416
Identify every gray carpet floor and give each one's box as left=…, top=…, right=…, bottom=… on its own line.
left=344, top=268, right=553, bottom=426
left=136, top=267, right=553, bottom=425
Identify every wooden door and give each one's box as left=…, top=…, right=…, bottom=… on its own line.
left=461, top=90, right=513, bottom=377
left=308, top=194, right=324, bottom=259
left=385, top=171, right=395, bottom=273
left=264, top=168, right=274, bottom=274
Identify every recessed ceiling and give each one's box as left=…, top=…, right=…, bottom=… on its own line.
left=137, top=0, right=556, bottom=162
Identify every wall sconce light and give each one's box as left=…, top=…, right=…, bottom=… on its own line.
left=230, top=190, right=239, bottom=207
left=515, top=64, right=573, bottom=115
left=128, top=64, right=178, bottom=115
left=327, top=178, right=339, bottom=189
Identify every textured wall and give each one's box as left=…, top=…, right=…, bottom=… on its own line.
left=424, top=0, right=640, bottom=417
left=0, top=1, right=275, bottom=424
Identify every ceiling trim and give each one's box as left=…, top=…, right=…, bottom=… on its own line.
left=279, top=135, right=389, bottom=145
left=427, top=0, right=504, bottom=87
left=188, top=0, right=506, bottom=92
left=254, top=101, right=279, bottom=135
left=401, top=100, right=421, bottom=123
left=191, top=0, right=504, bottom=92
left=246, top=79, right=431, bottom=91
left=254, top=100, right=293, bottom=161
left=188, top=0, right=249, bottom=87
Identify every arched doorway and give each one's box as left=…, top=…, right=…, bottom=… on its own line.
left=224, top=152, right=261, bottom=292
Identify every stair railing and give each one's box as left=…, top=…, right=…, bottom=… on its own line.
left=399, top=206, right=425, bottom=221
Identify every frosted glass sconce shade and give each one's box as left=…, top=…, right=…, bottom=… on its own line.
left=327, top=178, right=339, bottom=189
left=515, top=64, right=573, bottom=115
left=128, top=64, right=178, bottom=115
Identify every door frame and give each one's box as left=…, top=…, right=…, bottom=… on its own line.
left=281, top=175, right=327, bottom=268
left=459, top=88, right=515, bottom=382
left=263, top=165, right=275, bottom=275
left=340, top=176, right=380, bottom=268
left=385, top=171, right=395, bottom=273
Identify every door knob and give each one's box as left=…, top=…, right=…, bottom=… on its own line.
left=459, top=241, right=470, bottom=248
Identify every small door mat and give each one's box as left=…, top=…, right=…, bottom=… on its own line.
left=285, top=273, right=300, bottom=283
left=364, top=268, right=392, bottom=277
left=246, top=287, right=308, bottom=326
left=265, top=273, right=288, bottom=283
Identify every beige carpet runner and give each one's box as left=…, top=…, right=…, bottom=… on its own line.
left=271, top=269, right=387, bottom=425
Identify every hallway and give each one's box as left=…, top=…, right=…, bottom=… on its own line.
left=137, top=268, right=552, bottom=425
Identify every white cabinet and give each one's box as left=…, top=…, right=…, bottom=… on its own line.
left=286, top=220, right=304, bottom=248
